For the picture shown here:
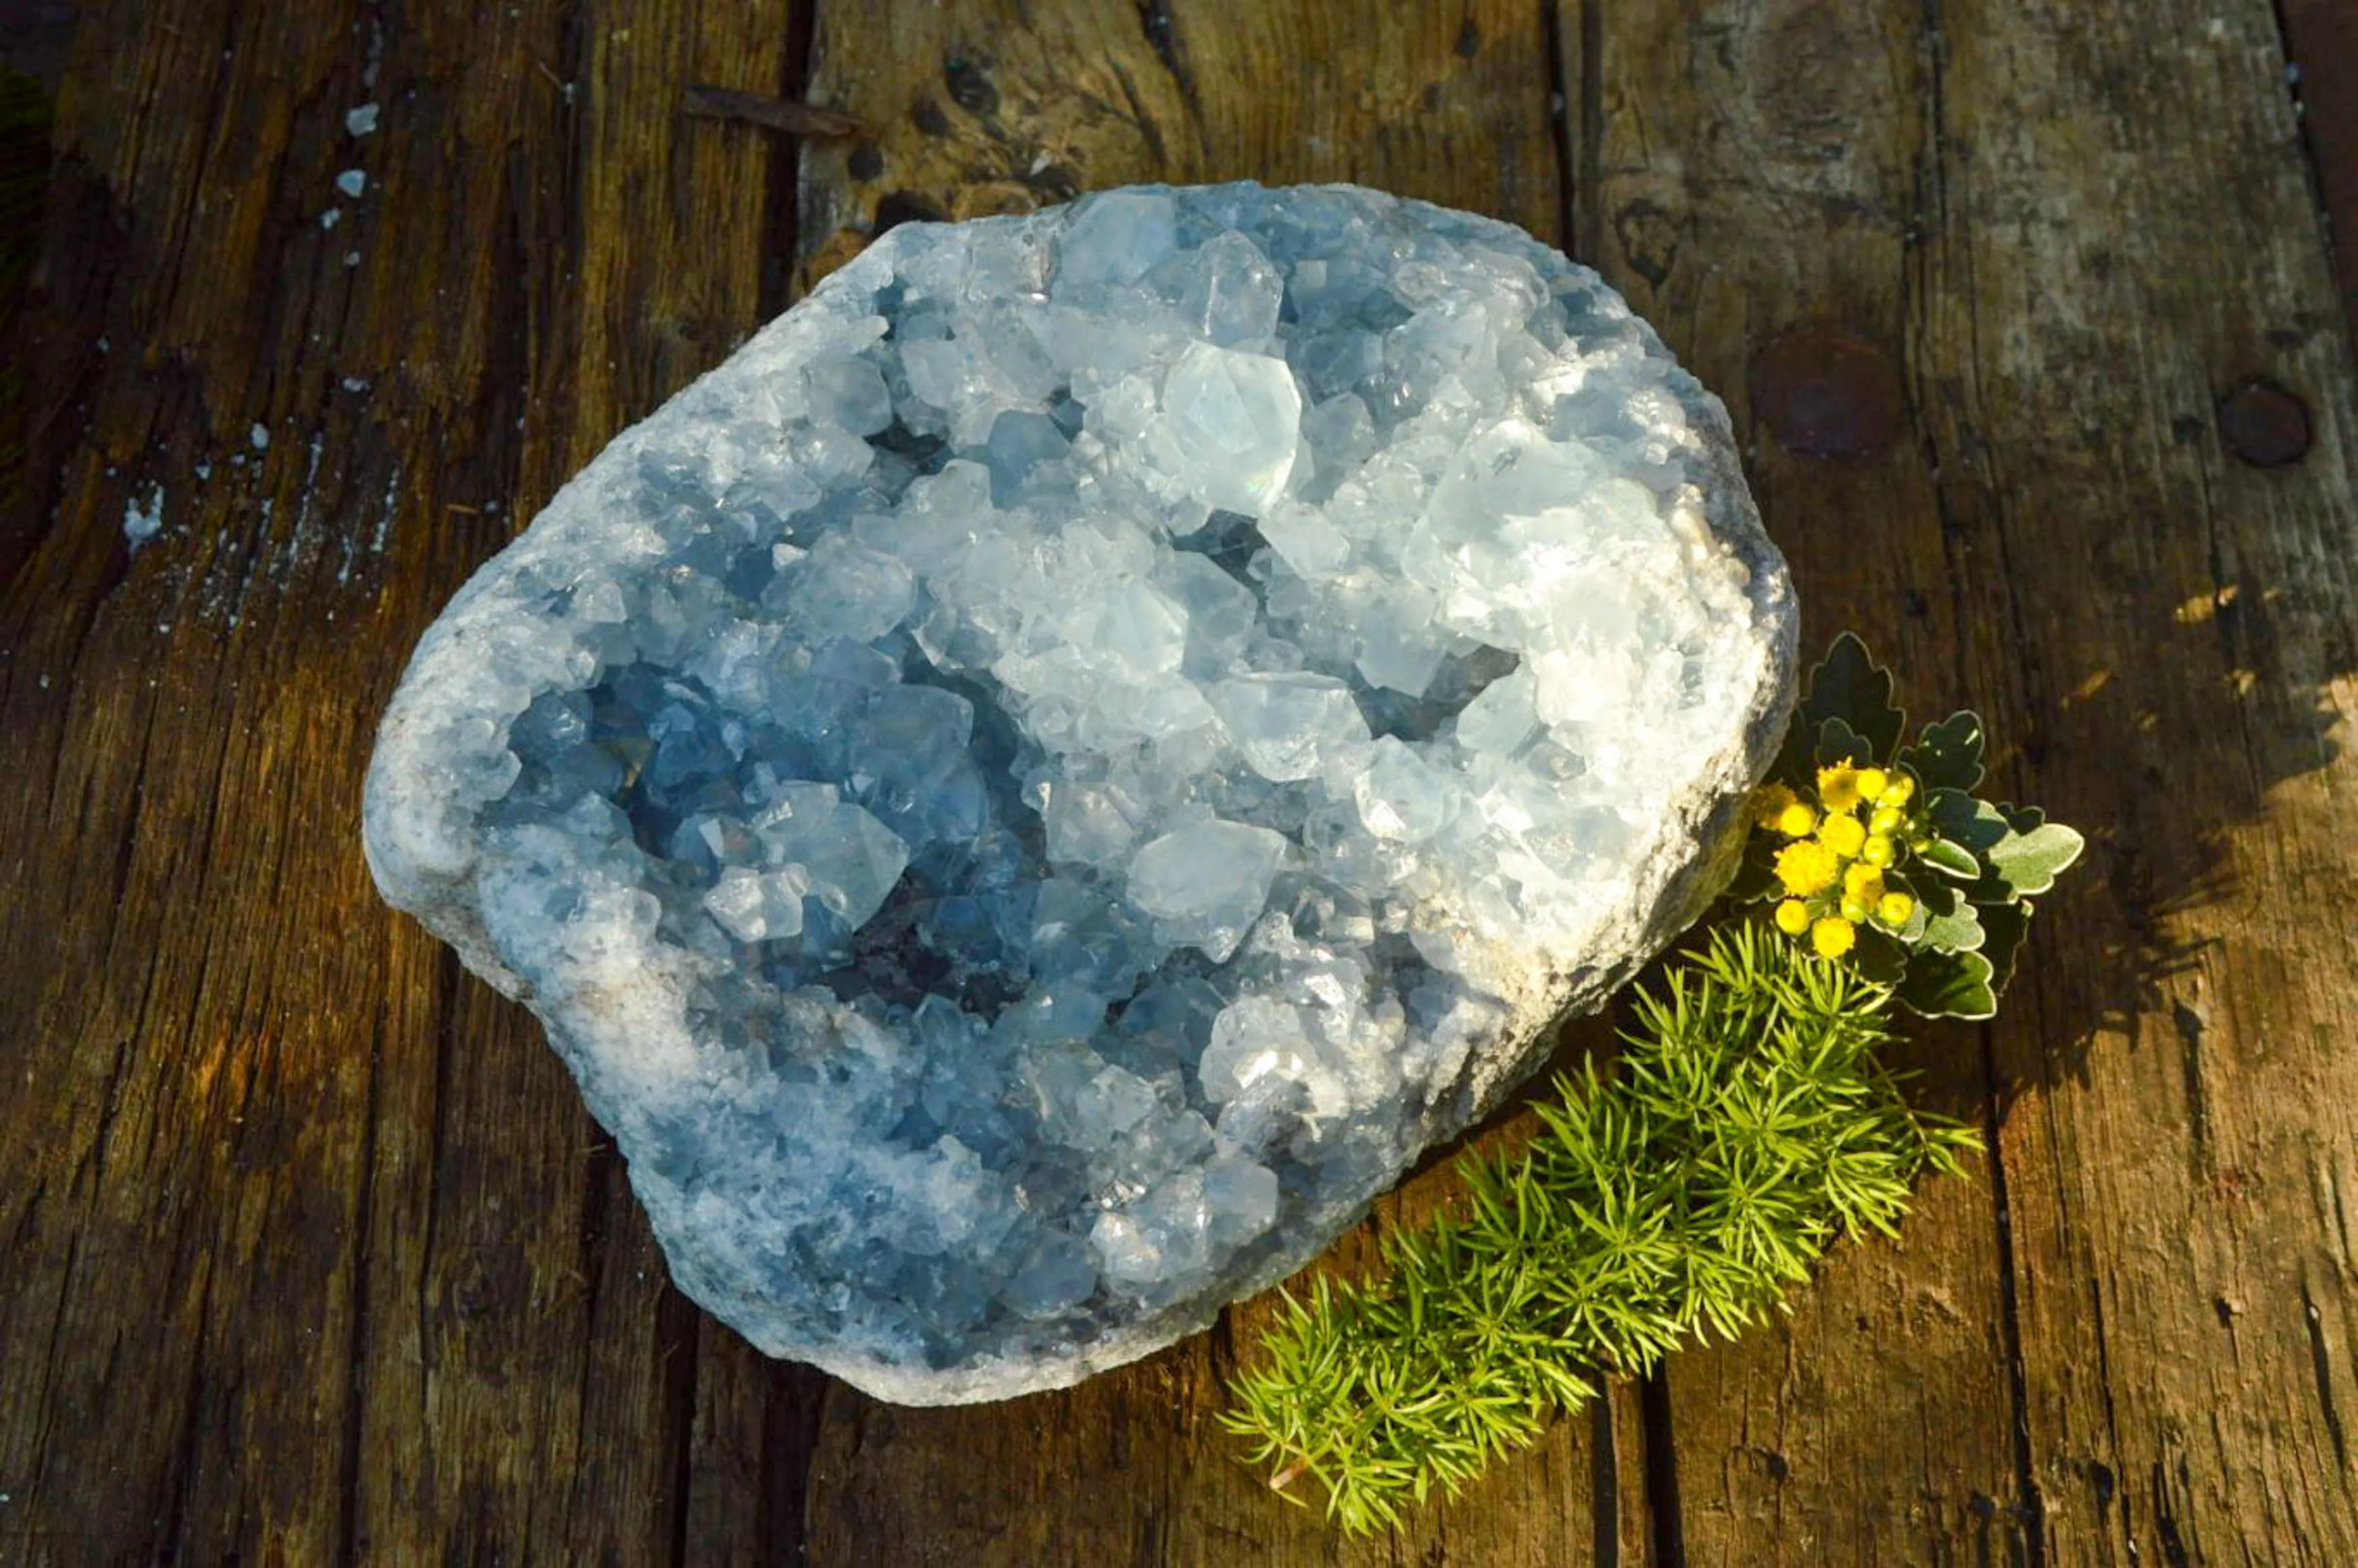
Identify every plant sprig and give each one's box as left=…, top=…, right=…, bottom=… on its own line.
left=1222, top=635, right=2082, bottom=1532
left=1220, top=923, right=1979, bottom=1534
left=1731, top=634, right=2086, bottom=1018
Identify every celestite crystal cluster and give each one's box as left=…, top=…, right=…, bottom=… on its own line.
left=363, top=183, right=1795, bottom=1403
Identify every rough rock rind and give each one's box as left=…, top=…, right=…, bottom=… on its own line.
left=363, top=183, right=1795, bottom=1405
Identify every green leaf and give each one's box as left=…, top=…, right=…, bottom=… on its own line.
left=1915, top=837, right=1981, bottom=880
left=1895, top=948, right=1999, bottom=1020
left=1976, top=899, right=2033, bottom=995
left=1910, top=872, right=1960, bottom=915
left=1815, top=715, right=1873, bottom=769
left=1800, top=633, right=1906, bottom=761
left=1901, top=711, right=1986, bottom=793
left=1919, top=896, right=1986, bottom=954
left=1987, top=821, right=2084, bottom=898
left=1849, top=925, right=1909, bottom=983
left=1925, top=789, right=2010, bottom=856
left=1768, top=713, right=1813, bottom=791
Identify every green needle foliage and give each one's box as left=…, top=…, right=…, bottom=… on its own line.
left=1221, top=921, right=1980, bottom=1535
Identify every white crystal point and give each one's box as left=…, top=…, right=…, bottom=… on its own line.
left=1207, top=671, right=1369, bottom=781
left=753, top=788, right=910, bottom=929
left=361, top=182, right=1795, bottom=1407
left=1356, top=736, right=1458, bottom=843
left=1126, top=820, right=1287, bottom=962
left=1056, top=189, right=1178, bottom=288
left=1151, top=341, right=1303, bottom=517
left=1181, top=230, right=1283, bottom=348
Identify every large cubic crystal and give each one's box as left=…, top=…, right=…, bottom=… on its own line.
left=362, top=183, right=1795, bottom=1404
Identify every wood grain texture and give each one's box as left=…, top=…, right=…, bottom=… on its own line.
left=0, top=2, right=819, bottom=1563
left=1570, top=0, right=2358, bottom=1563
left=1, top=0, right=2355, bottom=1563
left=1564, top=5, right=2031, bottom=1559
left=2279, top=0, right=2358, bottom=342
left=794, top=0, right=1564, bottom=291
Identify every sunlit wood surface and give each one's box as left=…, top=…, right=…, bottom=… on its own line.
left=3, top=1, right=2355, bottom=1561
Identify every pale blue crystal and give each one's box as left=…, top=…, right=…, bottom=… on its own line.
left=363, top=181, right=1794, bottom=1404
left=1055, top=189, right=1177, bottom=288
left=1125, top=820, right=1287, bottom=962
left=1150, top=341, right=1303, bottom=516
left=1180, top=230, right=1283, bottom=348
left=1356, top=736, right=1458, bottom=843
left=1206, top=671, right=1368, bottom=781
left=802, top=354, right=894, bottom=436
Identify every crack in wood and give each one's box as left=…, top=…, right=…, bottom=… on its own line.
left=1979, top=1029, right=2049, bottom=1568
left=1638, top=1367, right=1686, bottom=1568
left=2301, top=1280, right=2351, bottom=1470
left=1589, top=1394, right=1622, bottom=1568
left=1540, top=0, right=1576, bottom=259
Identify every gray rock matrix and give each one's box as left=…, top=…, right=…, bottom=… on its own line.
left=363, top=183, right=1795, bottom=1404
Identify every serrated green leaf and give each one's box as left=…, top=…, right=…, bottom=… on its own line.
left=1919, top=896, right=1986, bottom=953
left=1908, top=872, right=1959, bottom=914
left=1800, top=634, right=1906, bottom=760
left=1925, top=789, right=2010, bottom=855
left=1987, top=822, right=2084, bottom=898
left=1916, top=837, right=1981, bottom=880
left=1850, top=925, right=1909, bottom=983
left=1901, top=711, right=1986, bottom=793
left=1895, top=947, right=1999, bottom=1020
left=1976, top=899, right=2033, bottom=994
left=1815, top=715, right=1873, bottom=769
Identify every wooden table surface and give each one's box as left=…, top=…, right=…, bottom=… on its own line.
left=4, top=1, right=2356, bottom=1563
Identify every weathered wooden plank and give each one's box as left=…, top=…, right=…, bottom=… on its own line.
left=792, top=3, right=1655, bottom=1563
left=796, top=0, right=1564, bottom=291
left=2278, top=0, right=2358, bottom=342
left=1924, top=3, right=2358, bottom=1561
left=0, top=2, right=816, bottom=1563
left=1564, top=5, right=2029, bottom=1559
left=9, top=0, right=2355, bottom=1561
left=1571, top=0, right=2358, bottom=1562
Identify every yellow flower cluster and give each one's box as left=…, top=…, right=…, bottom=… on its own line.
left=1755, top=763, right=1917, bottom=958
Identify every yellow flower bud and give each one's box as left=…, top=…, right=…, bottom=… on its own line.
left=1862, top=834, right=1895, bottom=867
left=1812, top=916, right=1857, bottom=959
left=1878, top=890, right=1915, bottom=925
left=1775, top=899, right=1812, bottom=935
left=1882, top=774, right=1915, bottom=807
left=1775, top=802, right=1819, bottom=838
left=1774, top=841, right=1841, bottom=898
left=1818, top=813, right=1867, bottom=857
left=1870, top=805, right=1904, bottom=836
left=1843, top=864, right=1884, bottom=904
left=1855, top=767, right=1889, bottom=802
left=1817, top=764, right=1863, bottom=814
left=1752, top=783, right=1799, bottom=830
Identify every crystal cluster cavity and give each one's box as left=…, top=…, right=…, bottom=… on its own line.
left=362, top=183, right=1795, bottom=1404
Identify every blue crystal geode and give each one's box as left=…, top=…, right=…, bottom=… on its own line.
left=362, top=183, right=1795, bottom=1403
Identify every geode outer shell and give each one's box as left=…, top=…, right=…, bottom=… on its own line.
left=362, top=183, right=1796, bottom=1404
